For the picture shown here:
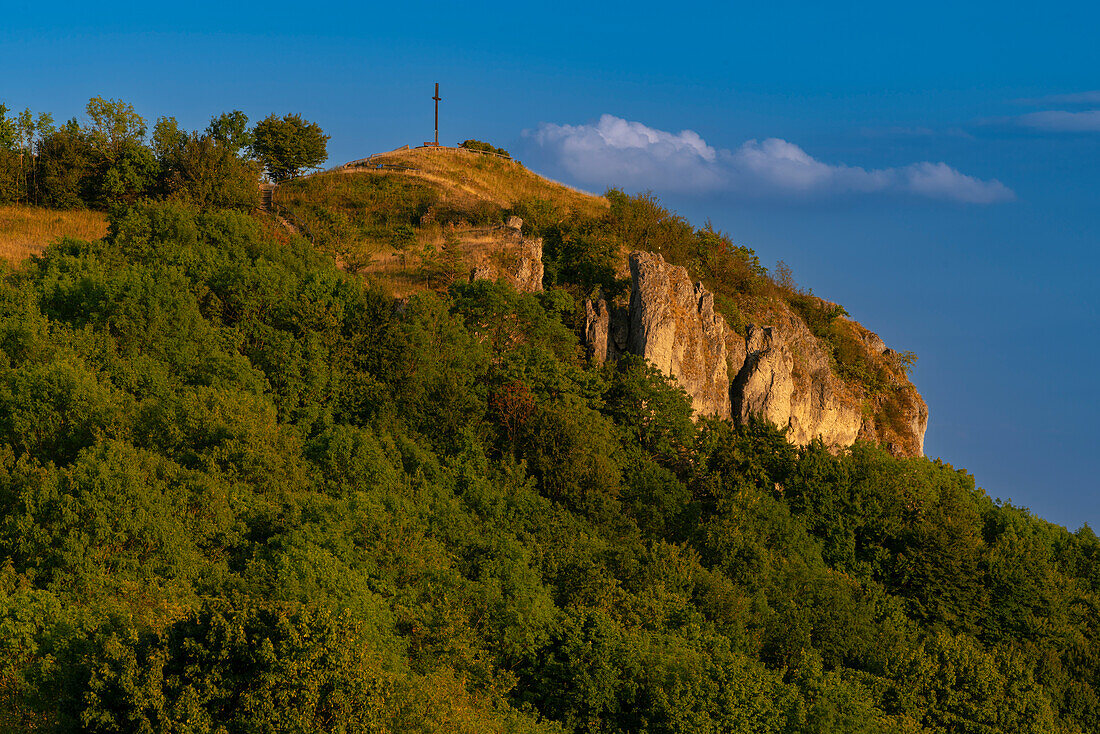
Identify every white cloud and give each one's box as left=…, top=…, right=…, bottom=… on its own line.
left=528, top=115, right=1013, bottom=203
left=900, top=162, right=1014, bottom=204
left=531, top=114, right=723, bottom=192
left=1015, top=110, right=1100, bottom=132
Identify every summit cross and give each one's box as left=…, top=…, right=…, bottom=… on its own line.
left=432, top=82, right=441, bottom=146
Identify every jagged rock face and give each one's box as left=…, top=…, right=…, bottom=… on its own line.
left=732, top=326, right=796, bottom=429
left=581, top=250, right=927, bottom=457
left=857, top=373, right=929, bottom=457
left=510, top=235, right=544, bottom=292
left=627, top=251, right=731, bottom=419
left=584, top=297, right=627, bottom=365
left=731, top=322, right=864, bottom=449
left=900, top=386, right=929, bottom=456
left=584, top=299, right=611, bottom=365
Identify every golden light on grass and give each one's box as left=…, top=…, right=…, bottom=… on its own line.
left=358, top=146, right=608, bottom=216
left=0, top=204, right=109, bottom=265
left=273, top=147, right=612, bottom=297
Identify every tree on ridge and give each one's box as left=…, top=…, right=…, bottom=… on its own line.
left=250, top=113, right=328, bottom=182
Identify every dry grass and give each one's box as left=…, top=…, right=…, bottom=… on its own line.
left=0, top=205, right=108, bottom=264
left=357, top=147, right=609, bottom=217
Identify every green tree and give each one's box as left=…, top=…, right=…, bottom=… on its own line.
left=0, top=107, right=20, bottom=202
left=92, top=137, right=158, bottom=205
left=84, top=97, right=146, bottom=160
left=250, top=113, right=328, bottom=182
left=150, top=115, right=186, bottom=165
left=161, top=133, right=261, bottom=210
left=81, top=97, right=156, bottom=205
left=0, top=103, right=15, bottom=150
left=206, top=109, right=253, bottom=156
left=0, top=106, right=51, bottom=203
left=78, top=604, right=393, bottom=733
left=35, top=119, right=94, bottom=207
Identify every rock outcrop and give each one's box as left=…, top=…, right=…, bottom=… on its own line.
left=584, top=297, right=627, bottom=366
left=852, top=323, right=929, bottom=456
left=627, top=251, right=732, bottom=418
left=732, top=322, right=864, bottom=448
left=508, top=235, right=544, bottom=293
left=583, top=250, right=927, bottom=457
left=466, top=218, right=544, bottom=293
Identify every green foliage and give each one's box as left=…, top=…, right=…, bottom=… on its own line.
left=205, top=109, right=253, bottom=156
left=785, top=292, right=906, bottom=397
left=28, top=98, right=158, bottom=207
left=251, top=113, right=329, bottom=182
left=84, top=97, right=146, bottom=161
left=1, top=99, right=302, bottom=210
left=79, top=604, right=394, bottom=733
left=35, top=120, right=95, bottom=208
left=0, top=199, right=1097, bottom=733
left=0, top=103, right=57, bottom=204
left=159, top=132, right=261, bottom=210
left=275, top=171, right=442, bottom=257
left=151, top=116, right=186, bottom=164
left=786, top=292, right=849, bottom=340
left=460, top=139, right=511, bottom=158
left=507, top=196, right=560, bottom=236
left=0, top=148, right=24, bottom=204
left=0, top=103, right=14, bottom=151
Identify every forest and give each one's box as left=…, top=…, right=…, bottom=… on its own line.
left=1, top=100, right=1100, bottom=734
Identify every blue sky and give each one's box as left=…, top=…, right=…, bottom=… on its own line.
left=4, top=1, right=1098, bottom=528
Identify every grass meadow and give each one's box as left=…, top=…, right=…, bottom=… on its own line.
left=0, top=204, right=109, bottom=264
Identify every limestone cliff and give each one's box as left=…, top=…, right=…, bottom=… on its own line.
left=584, top=297, right=627, bottom=366
left=849, top=322, right=929, bottom=457
left=731, top=320, right=863, bottom=449
left=584, top=251, right=928, bottom=457
left=626, top=251, right=731, bottom=418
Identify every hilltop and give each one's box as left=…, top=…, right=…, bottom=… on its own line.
left=351, top=145, right=606, bottom=213
left=274, top=145, right=926, bottom=457
left=271, top=146, right=604, bottom=290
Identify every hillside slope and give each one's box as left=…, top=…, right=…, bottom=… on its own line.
left=278, top=147, right=926, bottom=456
left=2, top=200, right=1098, bottom=733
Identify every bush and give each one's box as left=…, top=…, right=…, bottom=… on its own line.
left=459, top=139, right=511, bottom=158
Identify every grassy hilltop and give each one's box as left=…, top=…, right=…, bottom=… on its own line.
left=0, top=143, right=1099, bottom=733
left=273, top=147, right=606, bottom=287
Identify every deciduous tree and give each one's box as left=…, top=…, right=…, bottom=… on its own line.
left=250, top=113, right=328, bottom=182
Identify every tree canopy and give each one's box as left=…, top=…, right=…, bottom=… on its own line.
left=250, top=112, right=329, bottom=182
left=0, top=97, right=328, bottom=208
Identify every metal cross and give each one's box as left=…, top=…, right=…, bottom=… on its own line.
left=433, top=83, right=441, bottom=146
